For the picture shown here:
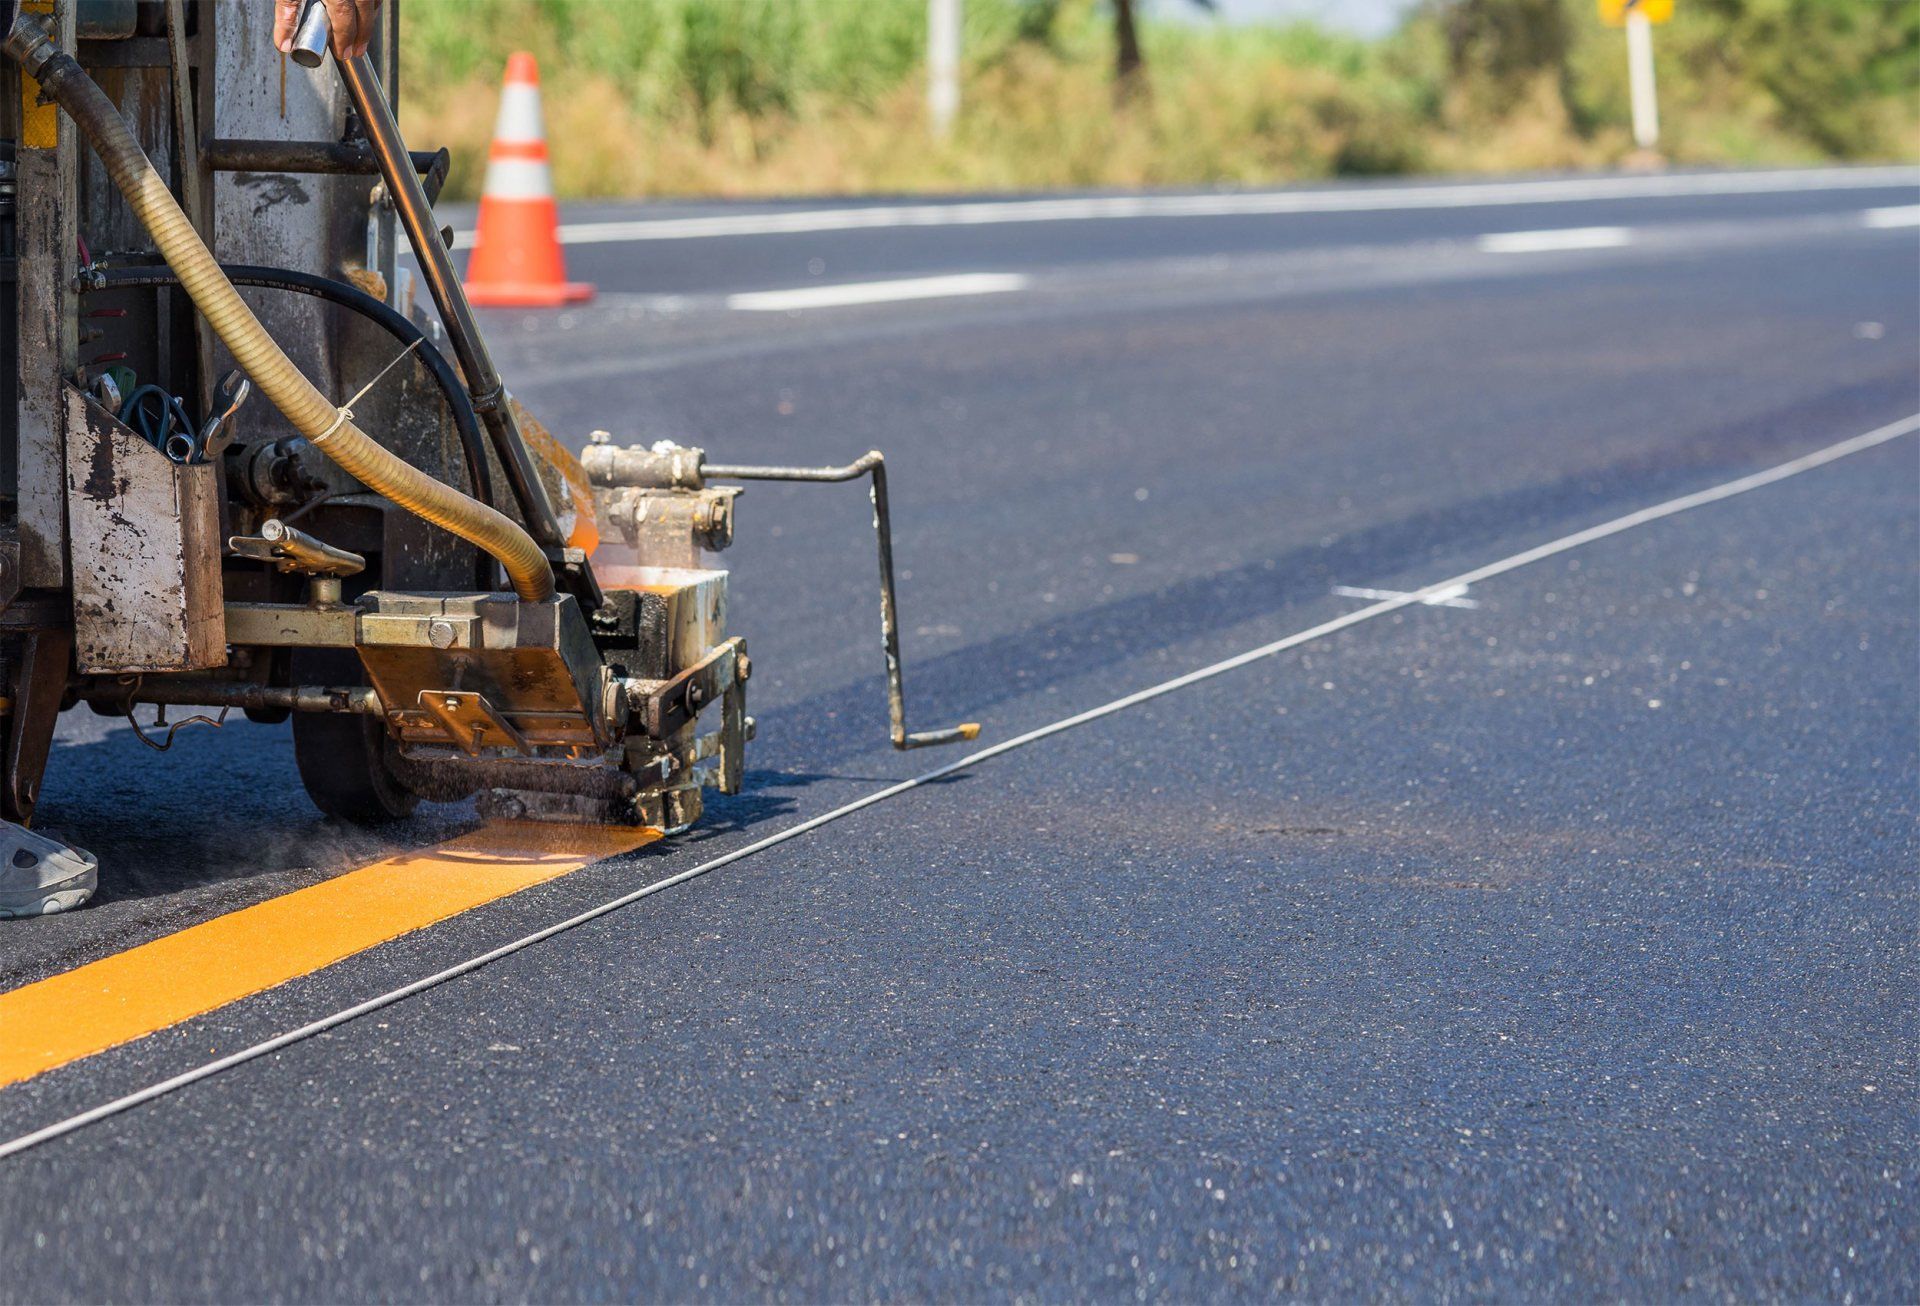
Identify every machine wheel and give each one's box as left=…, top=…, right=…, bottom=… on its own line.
left=290, top=647, right=418, bottom=824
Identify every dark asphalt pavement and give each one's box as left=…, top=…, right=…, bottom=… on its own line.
left=1, top=169, right=1915, bottom=1301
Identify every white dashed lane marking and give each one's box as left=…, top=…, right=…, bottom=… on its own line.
left=725, top=272, right=1029, bottom=312
left=1478, top=226, right=1633, bottom=254
left=1864, top=205, right=1920, bottom=229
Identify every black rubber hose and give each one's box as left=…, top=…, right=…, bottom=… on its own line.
left=83, top=262, right=494, bottom=508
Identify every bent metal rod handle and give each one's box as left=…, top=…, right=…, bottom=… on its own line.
left=291, top=0, right=566, bottom=553
left=703, top=454, right=981, bottom=751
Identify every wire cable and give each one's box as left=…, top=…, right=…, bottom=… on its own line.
left=0, top=411, right=1912, bottom=1163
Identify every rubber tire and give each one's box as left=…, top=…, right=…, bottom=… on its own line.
left=290, top=647, right=418, bottom=824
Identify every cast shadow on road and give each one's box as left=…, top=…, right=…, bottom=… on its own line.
left=750, top=378, right=1909, bottom=773
left=34, top=716, right=930, bottom=920
left=672, top=765, right=973, bottom=850
left=39, top=720, right=457, bottom=912
left=35, top=722, right=946, bottom=914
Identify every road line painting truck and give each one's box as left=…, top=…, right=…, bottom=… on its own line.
left=0, top=0, right=971, bottom=916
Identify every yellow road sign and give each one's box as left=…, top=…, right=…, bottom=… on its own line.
left=1598, top=0, right=1673, bottom=24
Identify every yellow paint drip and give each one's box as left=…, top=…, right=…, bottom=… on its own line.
left=0, top=821, right=656, bottom=1089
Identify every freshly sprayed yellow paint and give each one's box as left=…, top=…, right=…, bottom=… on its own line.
left=0, top=821, right=656, bottom=1089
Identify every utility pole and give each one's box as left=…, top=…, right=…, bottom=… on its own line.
left=928, top=0, right=960, bottom=137
left=1624, top=3, right=1659, bottom=151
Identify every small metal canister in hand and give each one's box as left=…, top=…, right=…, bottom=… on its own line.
left=289, top=0, right=331, bottom=68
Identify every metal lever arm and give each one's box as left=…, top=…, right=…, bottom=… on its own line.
left=703, top=453, right=979, bottom=751
left=296, top=3, right=573, bottom=575
left=229, top=518, right=366, bottom=577
left=333, top=52, right=565, bottom=548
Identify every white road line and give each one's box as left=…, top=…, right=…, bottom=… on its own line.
left=1864, top=204, right=1920, bottom=229
left=447, top=167, right=1917, bottom=249
left=726, top=272, right=1028, bottom=312
left=2, top=410, right=1915, bottom=1163
left=1332, top=583, right=1479, bottom=609
left=1478, top=226, right=1633, bottom=254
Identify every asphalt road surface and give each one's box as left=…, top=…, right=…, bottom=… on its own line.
left=2, top=166, right=1916, bottom=1301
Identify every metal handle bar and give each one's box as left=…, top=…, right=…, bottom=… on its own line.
left=704, top=453, right=979, bottom=751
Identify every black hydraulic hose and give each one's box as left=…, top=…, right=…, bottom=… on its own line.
left=83, top=263, right=493, bottom=508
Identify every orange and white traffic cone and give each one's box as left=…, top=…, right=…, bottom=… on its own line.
left=463, top=52, right=593, bottom=308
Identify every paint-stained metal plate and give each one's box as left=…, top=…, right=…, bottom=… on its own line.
left=61, top=382, right=226, bottom=673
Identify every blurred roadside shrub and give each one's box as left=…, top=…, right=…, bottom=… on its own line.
left=399, top=0, right=1916, bottom=200
left=1407, top=0, right=1916, bottom=167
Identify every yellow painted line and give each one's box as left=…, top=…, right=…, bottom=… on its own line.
left=0, top=821, right=656, bottom=1090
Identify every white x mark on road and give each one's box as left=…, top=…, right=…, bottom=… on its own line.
left=1330, top=583, right=1479, bottom=610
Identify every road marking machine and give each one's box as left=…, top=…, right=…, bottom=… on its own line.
left=0, top=0, right=973, bottom=917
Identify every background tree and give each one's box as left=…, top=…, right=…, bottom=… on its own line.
left=1110, top=0, right=1215, bottom=102
left=1432, top=0, right=1572, bottom=120
left=1683, top=0, right=1918, bottom=156
left=1113, top=0, right=1145, bottom=92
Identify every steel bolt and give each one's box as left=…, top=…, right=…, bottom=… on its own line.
left=428, top=618, right=456, bottom=649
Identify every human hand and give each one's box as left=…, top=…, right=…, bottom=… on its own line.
left=273, top=0, right=382, bottom=62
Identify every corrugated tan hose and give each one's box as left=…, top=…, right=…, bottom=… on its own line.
left=5, top=17, right=555, bottom=603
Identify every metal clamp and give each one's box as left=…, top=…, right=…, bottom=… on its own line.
left=228, top=518, right=366, bottom=577
left=626, top=637, right=747, bottom=740
left=195, top=369, right=251, bottom=463
left=418, top=689, right=530, bottom=757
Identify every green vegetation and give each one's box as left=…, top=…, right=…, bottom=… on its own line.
left=397, top=0, right=1918, bottom=200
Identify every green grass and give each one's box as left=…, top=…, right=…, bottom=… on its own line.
left=396, top=0, right=1917, bottom=200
